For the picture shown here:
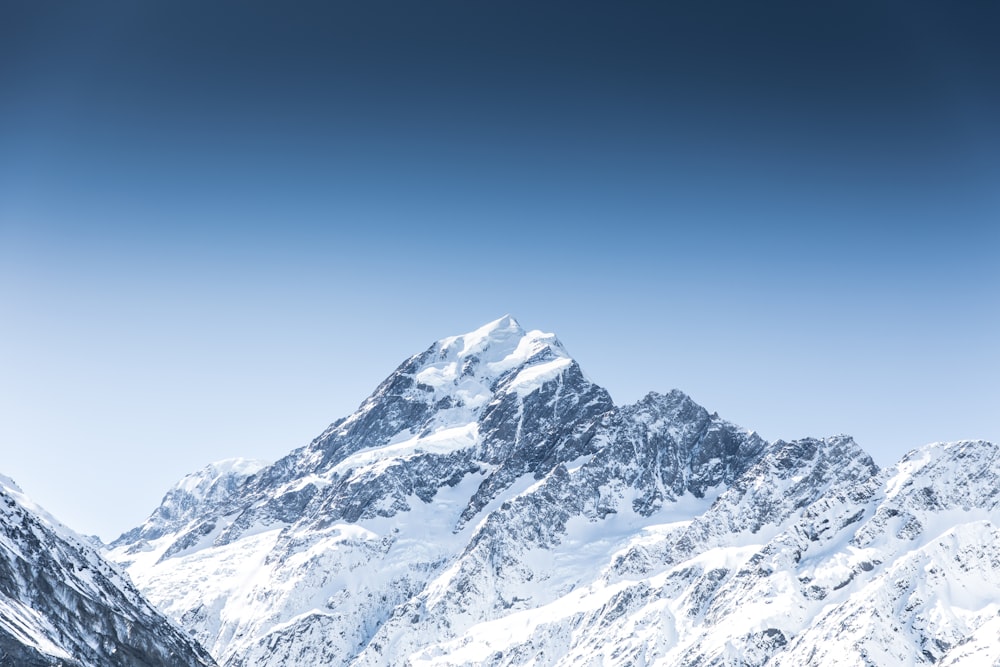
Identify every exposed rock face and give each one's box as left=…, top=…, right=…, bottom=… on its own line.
left=107, top=317, right=999, bottom=666
left=0, top=474, right=217, bottom=667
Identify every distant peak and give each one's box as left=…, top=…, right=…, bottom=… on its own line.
left=642, top=389, right=693, bottom=404
left=173, top=458, right=269, bottom=495
left=634, top=389, right=700, bottom=413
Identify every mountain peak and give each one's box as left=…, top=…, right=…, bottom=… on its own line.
left=172, top=457, right=269, bottom=495
left=104, top=316, right=997, bottom=667
left=437, top=314, right=530, bottom=359
left=110, top=457, right=269, bottom=548
left=485, top=313, right=522, bottom=334
left=423, top=316, right=570, bottom=393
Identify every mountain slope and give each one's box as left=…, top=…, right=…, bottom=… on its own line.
left=110, top=316, right=618, bottom=665
left=108, top=316, right=998, bottom=666
left=0, top=474, right=216, bottom=667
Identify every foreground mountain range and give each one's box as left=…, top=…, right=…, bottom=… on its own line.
left=4, top=316, right=998, bottom=665
left=0, top=473, right=216, bottom=666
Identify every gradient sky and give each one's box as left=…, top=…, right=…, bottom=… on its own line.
left=2, top=1, right=998, bottom=541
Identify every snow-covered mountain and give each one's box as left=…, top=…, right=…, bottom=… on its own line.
left=108, top=316, right=1000, bottom=666
left=0, top=473, right=217, bottom=667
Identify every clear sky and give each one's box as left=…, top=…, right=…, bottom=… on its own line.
left=2, top=1, right=998, bottom=541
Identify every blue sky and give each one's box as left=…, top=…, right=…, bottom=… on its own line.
left=2, top=1, right=998, bottom=540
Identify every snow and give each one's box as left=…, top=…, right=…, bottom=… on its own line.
left=125, top=427, right=1000, bottom=667
left=426, top=316, right=571, bottom=400
left=0, top=473, right=22, bottom=493
left=0, top=468, right=214, bottom=665
left=0, top=471, right=79, bottom=544
left=175, top=458, right=269, bottom=495
left=277, top=473, right=332, bottom=495
left=413, top=579, right=636, bottom=666
left=508, top=357, right=573, bottom=397
left=412, top=541, right=765, bottom=667
left=0, top=598, right=74, bottom=661
left=885, top=447, right=934, bottom=499
left=100, top=317, right=1000, bottom=667
left=436, top=314, right=526, bottom=360
left=331, top=423, right=480, bottom=480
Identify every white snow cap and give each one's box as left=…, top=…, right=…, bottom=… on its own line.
left=403, top=316, right=576, bottom=411
left=426, top=316, right=569, bottom=384
left=439, top=314, right=525, bottom=357
left=437, top=315, right=567, bottom=362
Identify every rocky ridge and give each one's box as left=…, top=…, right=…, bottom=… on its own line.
left=107, top=316, right=1000, bottom=666
left=0, top=473, right=216, bottom=667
